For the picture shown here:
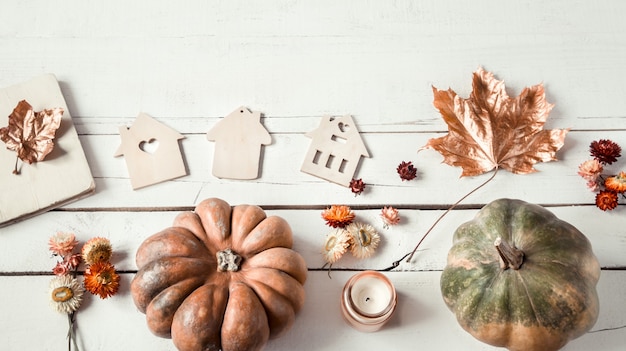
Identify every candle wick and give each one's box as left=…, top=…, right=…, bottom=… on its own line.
left=365, top=297, right=370, bottom=302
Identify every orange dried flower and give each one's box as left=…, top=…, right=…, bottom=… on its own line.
left=84, top=262, right=120, bottom=299
left=322, top=205, right=355, bottom=228
left=605, top=172, right=626, bottom=193
left=590, top=139, right=621, bottom=165
left=595, top=190, right=618, bottom=211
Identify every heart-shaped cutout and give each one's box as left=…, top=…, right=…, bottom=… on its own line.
left=338, top=122, right=350, bottom=133
left=139, top=138, right=159, bottom=154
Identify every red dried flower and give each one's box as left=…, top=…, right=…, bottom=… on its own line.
left=605, top=171, right=626, bottom=193
left=397, top=161, right=417, bottom=181
left=349, top=178, right=366, bottom=196
left=595, top=190, right=618, bottom=211
left=590, top=139, right=622, bottom=165
left=84, top=261, right=120, bottom=299
left=322, top=205, right=355, bottom=228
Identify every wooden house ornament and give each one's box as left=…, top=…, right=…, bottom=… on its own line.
left=114, top=113, right=186, bottom=189
left=207, top=106, right=271, bottom=180
left=301, top=115, right=370, bottom=186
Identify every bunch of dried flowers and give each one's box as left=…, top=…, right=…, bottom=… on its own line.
left=321, top=205, right=400, bottom=266
left=578, top=139, right=625, bottom=211
left=82, top=237, right=120, bottom=299
left=48, top=233, right=120, bottom=351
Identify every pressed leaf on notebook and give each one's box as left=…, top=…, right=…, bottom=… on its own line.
left=0, top=100, right=63, bottom=174
left=422, top=67, right=569, bottom=177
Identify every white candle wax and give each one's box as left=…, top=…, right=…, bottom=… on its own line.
left=350, top=276, right=392, bottom=315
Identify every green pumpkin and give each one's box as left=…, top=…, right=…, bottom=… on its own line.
left=440, top=198, right=600, bottom=351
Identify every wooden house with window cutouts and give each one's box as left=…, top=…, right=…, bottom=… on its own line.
left=301, top=115, right=369, bottom=186
left=114, top=113, right=187, bottom=190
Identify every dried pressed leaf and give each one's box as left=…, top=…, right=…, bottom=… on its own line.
left=422, top=67, right=569, bottom=177
left=0, top=100, right=63, bottom=173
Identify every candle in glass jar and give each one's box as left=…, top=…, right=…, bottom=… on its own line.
left=341, top=271, right=397, bottom=332
left=350, top=275, right=393, bottom=315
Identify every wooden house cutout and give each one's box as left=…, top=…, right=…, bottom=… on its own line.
left=207, top=106, right=271, bottom=180
left=114, top=113, right=186, bottom=189
left=301, top=115, right=370, bottom=186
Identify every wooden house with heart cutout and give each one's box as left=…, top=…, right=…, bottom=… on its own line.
left=114, top=113, right=186, bottom=189
left=301, top=115, right=369, bottom=186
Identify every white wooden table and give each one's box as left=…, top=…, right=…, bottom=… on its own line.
left=1, top=1, right=625, bottom=350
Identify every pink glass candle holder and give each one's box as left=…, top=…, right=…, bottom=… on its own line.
left=341, top=271, right=397, bottom=332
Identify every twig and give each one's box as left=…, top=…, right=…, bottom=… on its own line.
left=403, top=167, right=500, bottom=264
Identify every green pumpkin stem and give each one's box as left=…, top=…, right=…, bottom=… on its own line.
left=494, top=237, right=524, bottom=270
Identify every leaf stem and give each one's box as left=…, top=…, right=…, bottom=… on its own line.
left=403, top=167, right=500, bottom=264
left=13, top=156, right=19, bottom=175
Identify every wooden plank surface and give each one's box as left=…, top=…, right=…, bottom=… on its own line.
left=1, top=1, right=625, bottom=350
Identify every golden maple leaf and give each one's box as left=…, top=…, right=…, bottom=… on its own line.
left=422, top=67, right=569, bottom=177
left=0, top=100, right=63, bottom=174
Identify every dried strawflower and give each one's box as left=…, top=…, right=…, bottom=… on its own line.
left=84, top=261, right=121, bottom=299
left=65, top=253, right=82, bottom=270
left=322, top=205, right=355, bottom=228
left=52, top=262, right=69, bottom=276
left=380, top=206, right=400, bottom=228
left=590, top=139, right=622, bottom=165
left=48, top=232, right=79, bottom=257
left=322, top=229, right=351, bottom=264
left=349, top=178, right=366, bottom=196
left=605, top=171, right=626, bottom=193
left=577, top=159, right=603, bottom=182
left=81, top=237, right=113, bottom=265
left=595, top=190, right=618, bottom=211
left=49, top=275, right=84, bottom=314
left=346, top=222, right=380, bottom=259
left=585, top=179, right=600, bottom=192
left=397, top=161, right=417, bottom=181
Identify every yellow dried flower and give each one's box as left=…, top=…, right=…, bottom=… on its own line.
left=322, top=229, right=351, bottom=264
left=81, top=237, right=113, bottom=265
left=346, top=222, right=380, bottom=259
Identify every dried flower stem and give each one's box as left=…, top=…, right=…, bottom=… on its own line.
left=403, top=167, right=500, bottom=264
left=67, top=312, right=80, bottom=351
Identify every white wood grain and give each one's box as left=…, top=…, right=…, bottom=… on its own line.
left=1, top=271, right=625, bottom=351
left=1, top=206, right=624, bottom=273
left=1, top=0, right=625, bottom=350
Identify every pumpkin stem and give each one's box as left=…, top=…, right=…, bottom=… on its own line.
left=216, top=248, right=242, bottom=272
left=494, top=237, right=524, bottom=270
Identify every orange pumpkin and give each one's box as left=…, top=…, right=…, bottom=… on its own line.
left=131, top=198, right=307, bottom=351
